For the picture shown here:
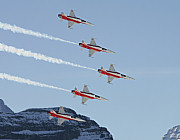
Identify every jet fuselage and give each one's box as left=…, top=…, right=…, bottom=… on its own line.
left=58, top=14, right=93, bottom=25
left=71, top=89, right=108, bottom=101
left=48, top=111, right=84, bottom=122
left=79, top=43, right=115, bottom=54
left=98, top=69, right=134, bottom=80
left=98, top=69, right=121, bottom=78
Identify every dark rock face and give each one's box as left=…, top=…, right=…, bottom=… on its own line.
left=163, top=125, right=180, bottom=140
left=0, top=99, right=14, bottom=113
left=0, top=103, right=113, bottom=140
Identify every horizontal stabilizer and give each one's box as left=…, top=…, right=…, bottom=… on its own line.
left=49, top=116, right=53, bottom=120
left=50, top=110, right=56, bottom=114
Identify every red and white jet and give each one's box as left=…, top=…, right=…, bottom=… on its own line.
left=48, top=106, right=85, bottom=126
left=58, top=9, right=94, bottom=28
left=79, top=38, right=115, bottom=57
left=98, top=64, right=135, bottom=83
left=71, top=85, right=108, bottom=104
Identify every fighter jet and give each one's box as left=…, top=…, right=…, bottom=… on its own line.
left=98, top=64, right=135, bottom=83
left=79, top=38, right=115, bottom=57
left=48, top=106, right=85, bottom=126
left=71, top=85, right=108, bottom=104
left=58, top=9, right=94, bottom=28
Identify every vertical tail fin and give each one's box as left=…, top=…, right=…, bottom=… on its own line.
left=61, top=12, right=66, bottom=17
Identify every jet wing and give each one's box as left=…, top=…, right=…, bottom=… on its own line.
left=90, top=38, right=96, bottom=46
left=83, top=85, right=89, bottom=93
left=89, top=49, right=96, bottom=57
left=108, top=76, right=115, bottom=83
left=82, top=97, right=88, bottom=104
left=58, top=118, right=66, bottom=126
left=69, top=9, right=76, bottom=17
left=109, top=64, right=115, bottom=72
left=68, top=21, right=75, bottom=28
left=59, top=106, right=65, bottom=114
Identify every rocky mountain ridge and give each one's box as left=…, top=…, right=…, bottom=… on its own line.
left=0, top=99, right=14, bottom=113
left=0, top=99, right=113, bottom=140
left=163, top=125, right=180, bottom=140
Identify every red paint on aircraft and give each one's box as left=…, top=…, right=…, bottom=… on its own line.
left=73, top=90, right=95, bottom=99
left=49, top=111, right=76, bottom=121
left=99, top=69, right=122, bottom=78
left=80, top=43, right=102, bottom=52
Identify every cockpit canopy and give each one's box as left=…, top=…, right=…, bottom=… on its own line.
left=95, top=95, right=100, bottom=98
left=121, top=74, right=126, bottom=77
left=81, top=19, right=86, bottom=22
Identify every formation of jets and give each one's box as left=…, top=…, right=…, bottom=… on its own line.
left=48, top=10, right=135, bottom=125
left=48, top=106, right=85, bottom=125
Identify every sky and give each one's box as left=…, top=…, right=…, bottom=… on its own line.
left=0, top=0, right=180, bottom=139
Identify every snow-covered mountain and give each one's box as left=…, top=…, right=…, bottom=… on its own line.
left=0, top=99, right=113, bottom=140
left=163, top=125, right=180, bottom=140
left=0, top=99, right=14, bottom=113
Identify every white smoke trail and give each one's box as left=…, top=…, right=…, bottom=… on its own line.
left=0, top=73, right=71, bottom=92
left=0, top=43, right=96, bottom=71
left=0, top=21, right=78, bottom=45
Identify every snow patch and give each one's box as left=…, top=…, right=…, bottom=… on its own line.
left=12, top=130, right=64, bottom=135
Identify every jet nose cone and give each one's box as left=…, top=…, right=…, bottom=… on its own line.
left=86, top=22, right=94, bottom=26
left=79, top=43, right=82, bottom=46
left=78, top=118, right=86, bottom=122
left=107, top=50, right=115, bottom=54
left=100, top=97, right=109, bottom=101
left=126, top=76, right=135, bottom=80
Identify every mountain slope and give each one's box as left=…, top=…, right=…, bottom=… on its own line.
left=0, top=99, right=14, bottom=113
left=0, top=99, right=113, bottom=140
left=163, top=125, right=180, bottom=140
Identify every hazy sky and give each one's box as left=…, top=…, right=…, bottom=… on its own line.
left=0, top=0, right=180, bottom=139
